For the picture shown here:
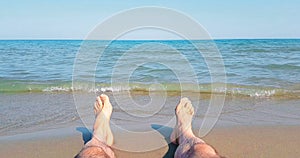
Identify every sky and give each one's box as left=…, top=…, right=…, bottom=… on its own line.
left=0, top=0, right=299, bottom=39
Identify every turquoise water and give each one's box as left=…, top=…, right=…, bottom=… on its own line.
left=0, top=39, right=299, bottom=98
left=1, top=39, right=300, bottom=135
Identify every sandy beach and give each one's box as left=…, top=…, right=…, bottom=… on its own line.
left=1, top=93, right=300, bottom=157
left=1, top=125, right=299, bottom=158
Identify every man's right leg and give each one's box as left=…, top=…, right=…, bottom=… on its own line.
left=171, top=98, right=224, bottom=158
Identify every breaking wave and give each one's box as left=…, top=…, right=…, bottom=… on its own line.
left=1, top=80, right=299, bottom=98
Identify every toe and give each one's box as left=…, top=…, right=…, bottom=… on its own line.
left=181, top=98, right=191, bottom=108
left=100, top=94, right=110, bottom=104
left=95, top=96, right=103, bottom=111
left=97, top=96, right=103, bottom=106
left=176, top=97, right=191, bottom=113
left=188, top=104, right=194, bottom=115
left=94, top=103, right=98, bottom=114
left=185, top=101, right=194, bottom=115
left=180, top=97, right=190, bottom=104
left=176, top=97, right=194, bottom=116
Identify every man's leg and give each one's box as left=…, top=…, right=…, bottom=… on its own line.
left=75, top=94, right=115, bottom=158
left=171, top=98, right=224, bottom=158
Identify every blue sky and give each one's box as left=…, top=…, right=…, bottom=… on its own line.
left=0, top=0, right=299, bottom=39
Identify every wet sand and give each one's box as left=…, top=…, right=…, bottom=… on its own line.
left=0, top=125, right=299, bottom=158
left=1, top=93, right=300, bottom=157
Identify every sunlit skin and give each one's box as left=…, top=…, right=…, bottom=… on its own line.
left=171, top=98, right=225, bottom=158
left=75, top=95, right=225, bottom=158
left=75, top=94, right=115, bottom=158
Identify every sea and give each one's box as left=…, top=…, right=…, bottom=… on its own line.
left=0, top=39, right=300, bottom=136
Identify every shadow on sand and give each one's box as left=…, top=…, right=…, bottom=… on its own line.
left=76, top=125, right=178, bottom=157
left=76, top=127, right=92, bottom=144
left=151, top=124, right=178, bottom=158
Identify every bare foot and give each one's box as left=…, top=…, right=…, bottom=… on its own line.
left=75, top=94, right=115, bottom=158
left=94, top=94, right=113, bottom=119
left=171, top=98, right=225, bottom=158
left=93, top=94, right=114, bottom=146
left=175, top=97, right=194, bottom=125
left=171, top=97, right=195, bottom=144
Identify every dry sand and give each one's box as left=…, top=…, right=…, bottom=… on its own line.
left=0, top=125, right=299, bottom=158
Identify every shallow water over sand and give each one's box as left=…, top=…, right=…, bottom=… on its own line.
left=1, top=92, right=300, bottom=136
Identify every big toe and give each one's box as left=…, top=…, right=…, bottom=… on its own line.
left=100, top=94, right=110, bottom=104
left=99, top=94, right=112, bottom=116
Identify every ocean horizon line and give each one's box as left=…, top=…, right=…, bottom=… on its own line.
left=1, top=38, right=300, bottom=41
